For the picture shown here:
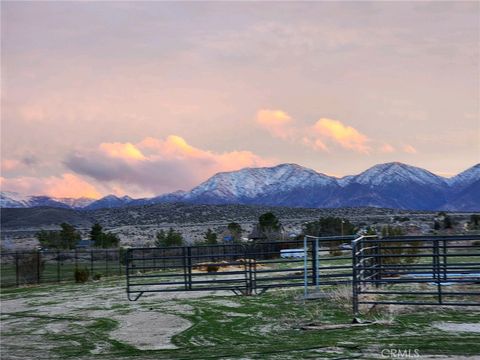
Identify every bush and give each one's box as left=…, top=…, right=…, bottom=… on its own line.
left=206, top=264, right=219, bottom=273
left=93, top=273, right=103, bottom=281
left=74, top=268, right=90, bottom=283
left=330, top=248, right=343, bottom=256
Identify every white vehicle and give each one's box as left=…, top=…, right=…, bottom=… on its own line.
left=339, top=243, right=352, bottom=250
left=280, top=248, right=305, bottom=258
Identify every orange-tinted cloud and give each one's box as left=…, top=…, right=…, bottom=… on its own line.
left=0, top=173, right=101, bottom=199
left=402, top=144, right=417, bottom=154
left=256, top=109, right=295, bottom=140
left=311, top=118, right=370, bottom=153
left=100, top=142, right=146, bottom=160
left=256, top=110, right=371, bottom=154
left=65, top=135, right=272, bottom=195
left=379, top=143, right=395, bottom=153
left=1, top=159, right=22, bottom=172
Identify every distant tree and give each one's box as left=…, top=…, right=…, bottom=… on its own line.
left=90, top=223, right=103, bottom=243
left=302, top=217, right=356, bottom=255
left=303, top=217, right=355, bottom=237
left=100, top=233, right=120, bottom=248
left=259, top=212, right=281, bottom=232
left=155, top=229, right=167, bottom=247
left=227, top=222, right=243, bottom=242
left=253, top=212, right=283, bottom=241
left=363, top=226, right=377, bottom=236
left=443, top=215, right=453, bottom=229
left=59, top=223, right=81, bottom=249
left=203, top=228, right=218, bottom=245
left=155, top=228, right=184, bottom=247
left=381, top=225, right=404, bottom=237
left=90, top=223, right=119, bottom=248
left=469, top=214, right=480, bottom=230
left=433, top=220, right=441, bottom=231
left=379, top=226, right=420, bottom=265
left=37, top=223, right=81, bottom=250
left=36, top=230, right=61, bottom=249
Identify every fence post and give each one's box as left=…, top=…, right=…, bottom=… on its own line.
left=442, top=239, right=447, bottom=281
left=375, top=243, right=381, bottom=288
left=244, top=245, right=251, bottom=295
left=37, top=251, right=41, bottom=284
left=303, top=236, right=308, bottom=298
left=105, top=249, right=109, bottom=277
left=125, top=249, right=130, bottom=296
left=15, top=252, right=19, bottom=287
left=182, top=247, right=188, bottom=290
left=433, top=240, right=442, bottom=304
left=75, top=248, right=78, bottom=271
left=90, top=249, right=94, bottom=276
left=162, top=248, right=166, bottom=270
left=57, top=250, right=61, bottom=283
left=352, top=239, right=359, bottom=315
left=118, top=249, right=122, bottom=275
left=311, top=237, right=319, bottom=289
left=187, top=247, right=192, bottom=290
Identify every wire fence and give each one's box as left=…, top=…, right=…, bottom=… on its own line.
left=0, top=249, right=124, bottom=287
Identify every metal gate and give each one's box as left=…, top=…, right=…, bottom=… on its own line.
left=126, top=237, right=355, bottom=301
left=352, top=235, right=480, bottom=314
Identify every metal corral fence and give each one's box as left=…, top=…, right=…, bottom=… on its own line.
left=0, top=249, right=124, bottom=287
left=352, top=235, right=480, bottom=314
left=126, top=237, right=356, bottom=301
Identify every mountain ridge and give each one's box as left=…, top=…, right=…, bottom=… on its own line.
left=1, top=162, right=479, bottom=211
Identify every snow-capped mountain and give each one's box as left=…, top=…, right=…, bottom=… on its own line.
left=345, top=162, right=447, bottom=187
left=84, top=195, right=134, bottom=210
left=51, top=197, right=96, bottom=209
left=325, top=163, right=449, bottom=210
left=183, top=163, right=338, bottom=207
left=1, top=162, right=479, bottom=210
left=446, top=164, right=480, bottom=189
left=0, top=191, right=32, bottom=208
left=0, top=191, right=95, bottom=209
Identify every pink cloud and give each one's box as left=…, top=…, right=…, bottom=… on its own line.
left=100, top=142, right=146, bottom=160
left=402, top=144, right=417, bottom=154
left=311, top=118, right=371, bottom=154
left=1, top=159, right=22, bottom=172
left=255, top=109, right=295, bottom=140
left=256, top=110, right=371, bottom=154
left=64, top=135, right=273, bottom=195
left=0, top=173, right=101, bottom=199
left=379, top=143, right=396, bottom=153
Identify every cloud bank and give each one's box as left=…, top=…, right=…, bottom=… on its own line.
left=256, top=109, right=416, bottom=155
left=63, top=135, right=271, bottom=197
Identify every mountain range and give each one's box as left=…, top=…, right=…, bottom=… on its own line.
left=1, top=162, right=479, bottom=211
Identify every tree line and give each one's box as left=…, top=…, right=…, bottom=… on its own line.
left=36, top=223, right=119, bottom=250
left=35, top=211, right=479, bottom=250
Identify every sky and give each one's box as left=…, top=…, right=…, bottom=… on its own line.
left=1, top=1, right=479, bottom=199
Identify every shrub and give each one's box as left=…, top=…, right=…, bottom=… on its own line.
left=330, top=248, right=343, bottom=256
left=206, top=264, right=219, bottom=273
left=93, top=273, right=103, bottom=281
left=74, top=268, right=90, bottom=283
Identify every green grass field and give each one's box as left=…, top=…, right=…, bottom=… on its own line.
left=1, top=276, right=479, bottom=360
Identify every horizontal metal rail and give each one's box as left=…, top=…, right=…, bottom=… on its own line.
left=352, top=235, right=480, bottom=314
